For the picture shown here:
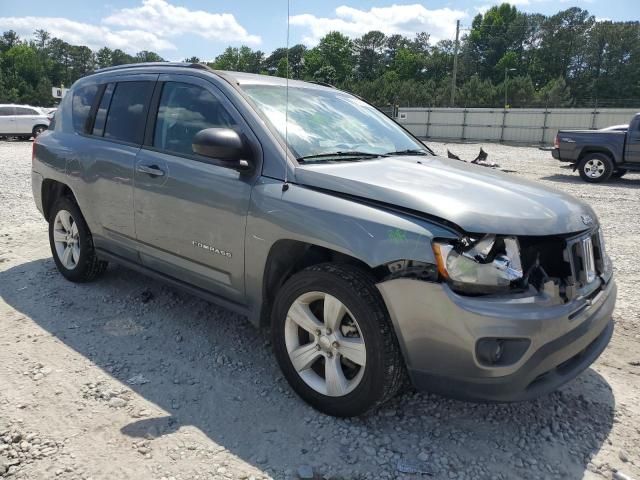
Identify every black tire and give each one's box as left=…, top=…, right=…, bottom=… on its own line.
left=578, top=153, right=614, bottom=183
left=612, top=168, right=627, bottom=178
left=271, top=263, right=407, bottom=417
left=48, top=196, right=108, bottom=282
left=32, top=125, right=47, bottom=138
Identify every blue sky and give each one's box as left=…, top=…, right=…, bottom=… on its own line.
left=0, top=0, right=637, bottom=61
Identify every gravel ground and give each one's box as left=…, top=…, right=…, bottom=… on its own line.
left=0, top=138, right=639, bottom=480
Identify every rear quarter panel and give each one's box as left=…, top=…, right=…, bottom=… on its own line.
left=557, top=130, right=625, bottom=164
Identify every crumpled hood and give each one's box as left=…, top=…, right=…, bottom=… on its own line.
left=295, top=155, right=597, bottom=236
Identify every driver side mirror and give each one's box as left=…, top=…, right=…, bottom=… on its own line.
left=192, top=128, right=252, bottom=171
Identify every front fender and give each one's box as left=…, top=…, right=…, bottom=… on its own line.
left=244, top=177, right=457, bottom=324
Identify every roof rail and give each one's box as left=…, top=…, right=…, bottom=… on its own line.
left=308, top=80, right=336, bottom=89
left=93, top=62, right=213, bottom=74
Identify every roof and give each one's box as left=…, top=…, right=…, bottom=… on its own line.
left=215, top=71, right=334, bottom=91
left=92, top=62, right=334, bottom=91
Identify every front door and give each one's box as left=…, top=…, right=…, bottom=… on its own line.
left=133, top=74, right=258, bottom=303
left=625, top=118, right=640, bottom=164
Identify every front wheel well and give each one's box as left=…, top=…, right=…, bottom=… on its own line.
left=41, top=179, right=76, bottom=222
left=260, top=240, right=372, bottom=326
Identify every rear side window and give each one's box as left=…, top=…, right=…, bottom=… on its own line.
left=0, top=106, right=15, bottom=116
left=92, top=83, right=115, bottom=137
left=153, top=82, right=236, bottom=156
left=72, top=84, right=99, bottom=133
left=15, top=107, right=39, bottom=115
left=104, top=81, right=155, bottom=144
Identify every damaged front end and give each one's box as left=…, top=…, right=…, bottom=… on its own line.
left=432, top=228, right=611, bottom=302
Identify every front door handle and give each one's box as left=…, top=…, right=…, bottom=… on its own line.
left=137, top=164, right=165, bottom=177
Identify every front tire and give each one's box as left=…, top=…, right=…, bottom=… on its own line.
left=48, top=196, right=108, bottom=282
left=271, top=264, right=406, bottom=417
left=578, top=153, right=613, bottom=183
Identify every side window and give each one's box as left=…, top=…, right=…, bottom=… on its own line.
left=104, top=81, right=155, bottom=144
left=92, top=83, right=115, bottom=137
left=0, top=106, right=14, bottom=116
left=153, top=82, right=237, bottom=156
left=15, top=107, right=38, bottom=115
left=72, top=84, right=99, bottom=133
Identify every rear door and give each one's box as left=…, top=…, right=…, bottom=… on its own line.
left=14, top=106, right=41, bottom=134
left=133, top=74, right=259, bottom=303
left=0, top=106, right=16, bottom=134
left=624, top=116, right=640, bottom=164
left=70, top=76, right=157, bottom=261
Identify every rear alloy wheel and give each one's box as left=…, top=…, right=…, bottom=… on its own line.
left=49, top=196, right=108, bottom=282
left=32, top=125, right=47, bottom=138
left=272, top=264, right=406, bottom=417
left=578, top=153, right=613, bottom=183
left=53, top=209, right=81, bottom=271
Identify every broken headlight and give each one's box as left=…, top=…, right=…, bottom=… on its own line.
left=432, top=235, right=523, bottom=294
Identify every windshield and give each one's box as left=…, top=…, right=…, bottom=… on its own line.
left=241, top=84, right=429, bottom=162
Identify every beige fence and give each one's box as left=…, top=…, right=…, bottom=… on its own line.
left=395, top=107, right=638, bottom=145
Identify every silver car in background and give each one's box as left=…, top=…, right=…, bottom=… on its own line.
left=31, top=63, right=616, bottom=417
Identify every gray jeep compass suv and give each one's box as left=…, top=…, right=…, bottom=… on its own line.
left=32, top=63, right=616, bottom=417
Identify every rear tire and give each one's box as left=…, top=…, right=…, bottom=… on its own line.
left=48, top=196, right=108, bottom=282
left=32, top=125, right=47, bottom=138
left=578, top=153, right=613, bottom=183
left=271, top=263, right=406, bottom=417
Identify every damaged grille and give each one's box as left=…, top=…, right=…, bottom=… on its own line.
left=519, top=228, right=605, bottom=301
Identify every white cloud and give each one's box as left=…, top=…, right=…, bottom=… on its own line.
left=290, top=4, right=467, bottom=45
left=103, top=0, right=261, bottom=46
left=0, top=16, right=175, bottom=52
left=0, top=0, right=260, bottom=54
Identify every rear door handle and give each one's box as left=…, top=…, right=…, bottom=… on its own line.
left=137, top=164, right=165, bottom=177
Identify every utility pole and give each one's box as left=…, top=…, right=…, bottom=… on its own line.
left=450, top=19, right=460, bottom=107
left=504, top=68, right=516, bottom=109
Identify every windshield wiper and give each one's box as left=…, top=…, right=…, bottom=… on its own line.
left=385, top=148, right=430, bottom=156
left=296, top=151, right=386, bottom=163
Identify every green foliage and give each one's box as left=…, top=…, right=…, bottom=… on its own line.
left=303, top=32, right=354, bottom=83
left=1, top=5, right=639, bottom=108
left=0, top=30, right=165, bottom=106
left=209, top=46, right=264, bottom=73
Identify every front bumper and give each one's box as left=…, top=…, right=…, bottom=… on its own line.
left=377, top=277, right=616, bottom=402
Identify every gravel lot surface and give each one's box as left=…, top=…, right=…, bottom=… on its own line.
left=0, top=139, right=639, bottom=480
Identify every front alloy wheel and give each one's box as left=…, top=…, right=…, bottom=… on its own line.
left=272, top=264, right=406, bottom=417
left=285, top=291, right=366, bottom=397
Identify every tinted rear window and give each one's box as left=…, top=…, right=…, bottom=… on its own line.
left=15, top=107, right=39, bottom=115
left=72, top=84, right=99, bottom=133
left=0, top=106, right=15, bottom=116
left=103, top=81, right=154, bottom=144
left=92, top=83, right=115, bottom=137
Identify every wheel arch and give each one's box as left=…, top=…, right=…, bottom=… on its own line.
left=577, top=147, right=617, bottom=164
left=41, top=179, right=77, bottom=222
left=259, top=239, right=372, bottom=327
